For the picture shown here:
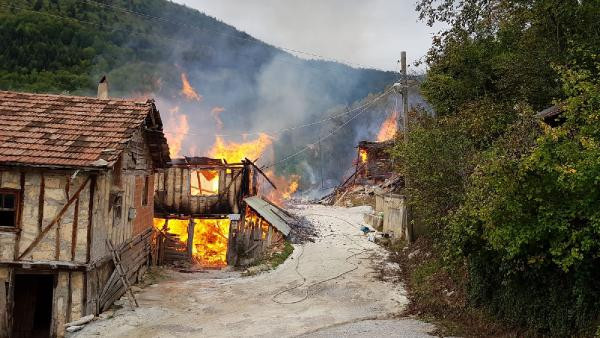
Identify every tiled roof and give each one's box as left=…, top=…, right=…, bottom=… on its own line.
left=0, top=90, right=167, bottom=169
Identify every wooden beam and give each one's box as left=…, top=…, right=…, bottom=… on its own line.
left=71, top=198, right=79, bottom=261
left=246, top=159, right=277, bottom=190
left=38, top=172, right=45, bottom=232
left=13, top=172, right=25, bottom=260
left=18, top=176, right=91, bottom=260
left=86, top=175, right=96, bottom=263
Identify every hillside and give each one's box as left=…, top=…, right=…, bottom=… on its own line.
left=0, top=0, right=395, bottom=107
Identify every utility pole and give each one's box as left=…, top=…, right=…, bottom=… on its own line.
left=401, top=51, right=409, bottom=142
left=396, top=51, right=413, bottom=243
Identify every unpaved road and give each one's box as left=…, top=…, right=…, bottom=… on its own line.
left=74, top=205, right=435, bottom=337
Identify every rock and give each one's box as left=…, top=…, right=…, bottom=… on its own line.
left=150, top=284, right=159, bottom=288
left=131, top=286, right=142, bottom=293
left=99, top=310, right=114, bottom=320
left=64, top=314, right=94, bottom=328
left=446, top=290, right=455, bottom=297
left=66, top=325, right=85, bottom=333
left=407, top=249, right=420, bottom=260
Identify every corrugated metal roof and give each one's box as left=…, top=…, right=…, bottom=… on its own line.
left=244, top=196, right=293, bottom=236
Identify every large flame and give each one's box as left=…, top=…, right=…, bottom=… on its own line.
left=264, top=171, right=300, bottom=205
left=209, top=133, right=273, bottom=163
left=163, top=106, right=189, bottom=158
left=376, top=110, right=398, bottom=142
left=192, top=219, right=230, bottom=267
left=154, top=218, right=230, bottom=267
left=181, top=73, right=202, bottom=101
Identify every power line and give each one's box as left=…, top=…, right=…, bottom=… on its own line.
left=261, top=87, right=394, bottom=169
left=163, top=87, right=395, bottom=138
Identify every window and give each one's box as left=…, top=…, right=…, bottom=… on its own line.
left=190, top=170, right=219, bottom=196
left=142, top=175, right=149, bottom=206
left=110, top=193, right=123, bottom=226
left=0, top=191, right=18, bottom=227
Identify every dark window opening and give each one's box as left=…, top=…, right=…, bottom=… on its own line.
left=142, top=175, right=149, bottom=206
left=0, top=191, right=18, bottom=227
left=110, top=193, right=123, bottom=226
left=12, top=274, right=54, bottom=338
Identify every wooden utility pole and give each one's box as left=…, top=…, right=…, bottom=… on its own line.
left=398, top=51, right=413, bottom=242
left=401, top=51, right=409, bottom=140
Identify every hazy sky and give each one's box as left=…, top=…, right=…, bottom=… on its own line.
left=174, top=0, right=441, bottom=71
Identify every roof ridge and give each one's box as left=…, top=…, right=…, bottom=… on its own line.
left=0, top=90, right=152, bottom=105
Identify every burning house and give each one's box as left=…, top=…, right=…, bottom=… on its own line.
left=0, top=90, right=170, bottom=337
left=356, top=140, right=395, bottom=184
left=153, top=157, right=291, bottom=268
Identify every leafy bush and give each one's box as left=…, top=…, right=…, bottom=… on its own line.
left=449, top=62, right=600, bottom=335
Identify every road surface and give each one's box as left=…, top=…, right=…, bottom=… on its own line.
left=73, top=204, right=435, bottom=337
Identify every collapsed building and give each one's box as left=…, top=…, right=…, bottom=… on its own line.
left=0, top=90, right=170, bottom=337
left=356, top=140, right=395, bottom=184
left=153, top=157, right=292, bottom=268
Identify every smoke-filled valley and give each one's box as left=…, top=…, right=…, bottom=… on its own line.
left=0, top=0, right=422, bottom=196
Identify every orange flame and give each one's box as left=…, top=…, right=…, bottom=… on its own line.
left=359, top=148, right=368, bottom=163
left=376, top=110, right=398, bottom=142
left=209, top=133, right=273, bottom=163
left=180, top=73, right=202, bottom=101
left=154, top=218, right=230, bottom=267
left=164, top=106, right=189, bottom=158
left=264, top=172, right=300, bottom=205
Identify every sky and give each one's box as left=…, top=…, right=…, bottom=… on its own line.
left=174, top=0, right=441, bottom=72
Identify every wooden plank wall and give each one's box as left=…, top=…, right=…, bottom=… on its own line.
left=155, top=166, right=246, bottom=215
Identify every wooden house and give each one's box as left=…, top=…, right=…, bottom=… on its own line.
left=153, top=158, right=291, bottom=267
left=356, top=140, right=395, bottom=183
left=0, top=90, right=170, bottom=337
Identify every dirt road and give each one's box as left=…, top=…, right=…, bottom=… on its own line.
left=74, top=205, right=435, bottom=337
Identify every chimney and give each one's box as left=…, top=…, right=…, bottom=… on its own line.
left=97, top=75, right=108, bottom=99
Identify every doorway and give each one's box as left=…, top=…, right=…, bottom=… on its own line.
left=12, top=274, right=54, bottom=338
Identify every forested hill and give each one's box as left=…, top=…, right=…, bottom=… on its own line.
left=0, top=0, right=395, bottom=108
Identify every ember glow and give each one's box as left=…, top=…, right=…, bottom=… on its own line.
left=153, top=218, right=230, bottom=267
left=359, top=148, right=368, bottom=163
left=209, top=133, right=273, bottom=163
left=376, top=110, right=398, bottom=142
left=163, top=106, right=189, bottom=158
left=180, top=73, right=202, bottom=101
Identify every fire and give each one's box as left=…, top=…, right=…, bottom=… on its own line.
left=153, top=218, right=230, bottom=267
left=264, top=172, right=300, bottom=205
left=209, top=133, right=273, bottom=163
left=163, top=106, right=189, bottom=157
left=211, top=106, right=225, bottom=130
left=180, top=73, right=202, bottom=101
left=376, top=110, right=398, bottom=142
left=192, top=219, right=230, bottom=267
left=359, top=148, right=368, bottom=163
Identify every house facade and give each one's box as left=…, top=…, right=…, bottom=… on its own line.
left=0, top=90, right=169, bottom=337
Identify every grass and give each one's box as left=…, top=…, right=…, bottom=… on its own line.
left=384, top=237, right=521, bottom=337
left=242, top=241, right=294, bottom=277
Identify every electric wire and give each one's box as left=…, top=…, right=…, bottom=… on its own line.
left=261, top=87, right=395, bottom=169
left=164, top=86, right=395, bottom=139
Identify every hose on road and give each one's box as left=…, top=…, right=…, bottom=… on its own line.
left=271, top=213, right=375, bottom=305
